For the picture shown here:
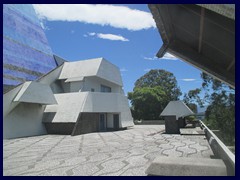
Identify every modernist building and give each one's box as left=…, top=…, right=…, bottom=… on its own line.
left=3, top=58, right=134, bottom=139
left=3, top=4, right=57, bottom=93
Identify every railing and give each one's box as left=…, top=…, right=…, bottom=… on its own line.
left=199, top=120, right=235, bottom=175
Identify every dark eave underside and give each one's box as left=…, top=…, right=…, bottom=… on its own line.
left=149, top=4, right=235, bottom=88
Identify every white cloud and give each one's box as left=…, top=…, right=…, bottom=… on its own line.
left=88, top=32, right=96, bottom=36
left=120, top=68, right=128, bottom=72
left=97, top=33, right=129, bottom=41
left=143, top=56, right=158, bottom=61
left=144, top=68, right=151, bottom=72
left=84, top=32, right=129, bottom=41
left=33, top=4, right=156, bottom=31
left=181, top=79, right=196, bottom=82
left=143, top=53, right=180, bottom=61
left=162, top=52, right=179, bottom=61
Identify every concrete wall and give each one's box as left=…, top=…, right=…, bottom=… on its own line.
left=82, top=93, right=133, bottom=128
left=72, top=113, right=99, bottom=135
left=3, top=84, right=23, bottom=118
left=164, top=116, right=180, bottom=134
left=37, top=64, right=64, bottom=94
left=43, top=92, right=88, bottom=123
left=45, top=123, right=75, bottom=135
left=61, top=80, right=70, bottom=93
left=3, top=64, right=61, bottom=139
left=50, top=80, right=64, bottom=94
left=70, top=81, right=84, bottom=92
left=82, top=77, right=122, bottom=93
left=4, top=103, right=47, bottom=139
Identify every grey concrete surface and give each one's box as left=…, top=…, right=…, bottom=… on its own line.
left=146, top=156, right=227, bottom=176
left=14, top=81, right=57, bottom=105
left=3, top=125, right=214, bottom=176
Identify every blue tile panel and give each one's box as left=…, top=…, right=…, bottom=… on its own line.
left=3, top=4, right=57, bottom=87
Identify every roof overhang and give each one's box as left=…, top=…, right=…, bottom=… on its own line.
left=148, top=4, right=235, bottom=88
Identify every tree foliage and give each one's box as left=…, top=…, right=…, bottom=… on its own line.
left=183, top=72, right=235, bottom=145
left=128, top=69, right=181, bottom=120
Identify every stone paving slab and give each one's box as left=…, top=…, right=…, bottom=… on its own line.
left=3, top=125, right=214, bottom=176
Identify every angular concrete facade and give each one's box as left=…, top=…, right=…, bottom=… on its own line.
left=3, top=58, right=134, bottom=139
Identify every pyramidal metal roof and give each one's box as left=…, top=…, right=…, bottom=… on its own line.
left=160, top=101, right=194, bottom=119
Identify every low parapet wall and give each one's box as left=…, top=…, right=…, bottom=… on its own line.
left=199, top=120, right=235, bottom=176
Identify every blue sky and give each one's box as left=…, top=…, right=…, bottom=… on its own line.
left=33, top=4, right=204, bottom=98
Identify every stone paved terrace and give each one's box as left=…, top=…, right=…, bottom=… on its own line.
left=3, top=125, right=214, bottom=176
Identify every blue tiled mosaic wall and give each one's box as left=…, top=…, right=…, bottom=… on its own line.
left=3, top=4, right=57, bottom=90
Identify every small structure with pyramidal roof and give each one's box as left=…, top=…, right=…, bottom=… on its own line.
left=160, top=101, right=194, bottom=134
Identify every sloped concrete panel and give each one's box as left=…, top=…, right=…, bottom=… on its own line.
left=59, top=58, right=102, bottom=79
left=14, top=81, right=57, bottom=105
left=59, top=58, right=123, bottom=86
left=97, top=58, right=123, bottom=86
left=44, top=92, right=88, bottom=123
left=117, top=94, right=135, bottom=127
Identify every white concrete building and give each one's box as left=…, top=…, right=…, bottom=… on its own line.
left=3, top=57, right=134, bottom=139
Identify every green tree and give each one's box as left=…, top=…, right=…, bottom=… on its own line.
left=183, top=72, right=235, bottom=145
left=128, top=69, right=181, bottom=120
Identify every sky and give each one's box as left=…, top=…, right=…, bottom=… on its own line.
left=33, top=4, right=204, bottom=99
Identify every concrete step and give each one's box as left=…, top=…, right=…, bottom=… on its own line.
left=146, top=156, right=227, bottom=176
